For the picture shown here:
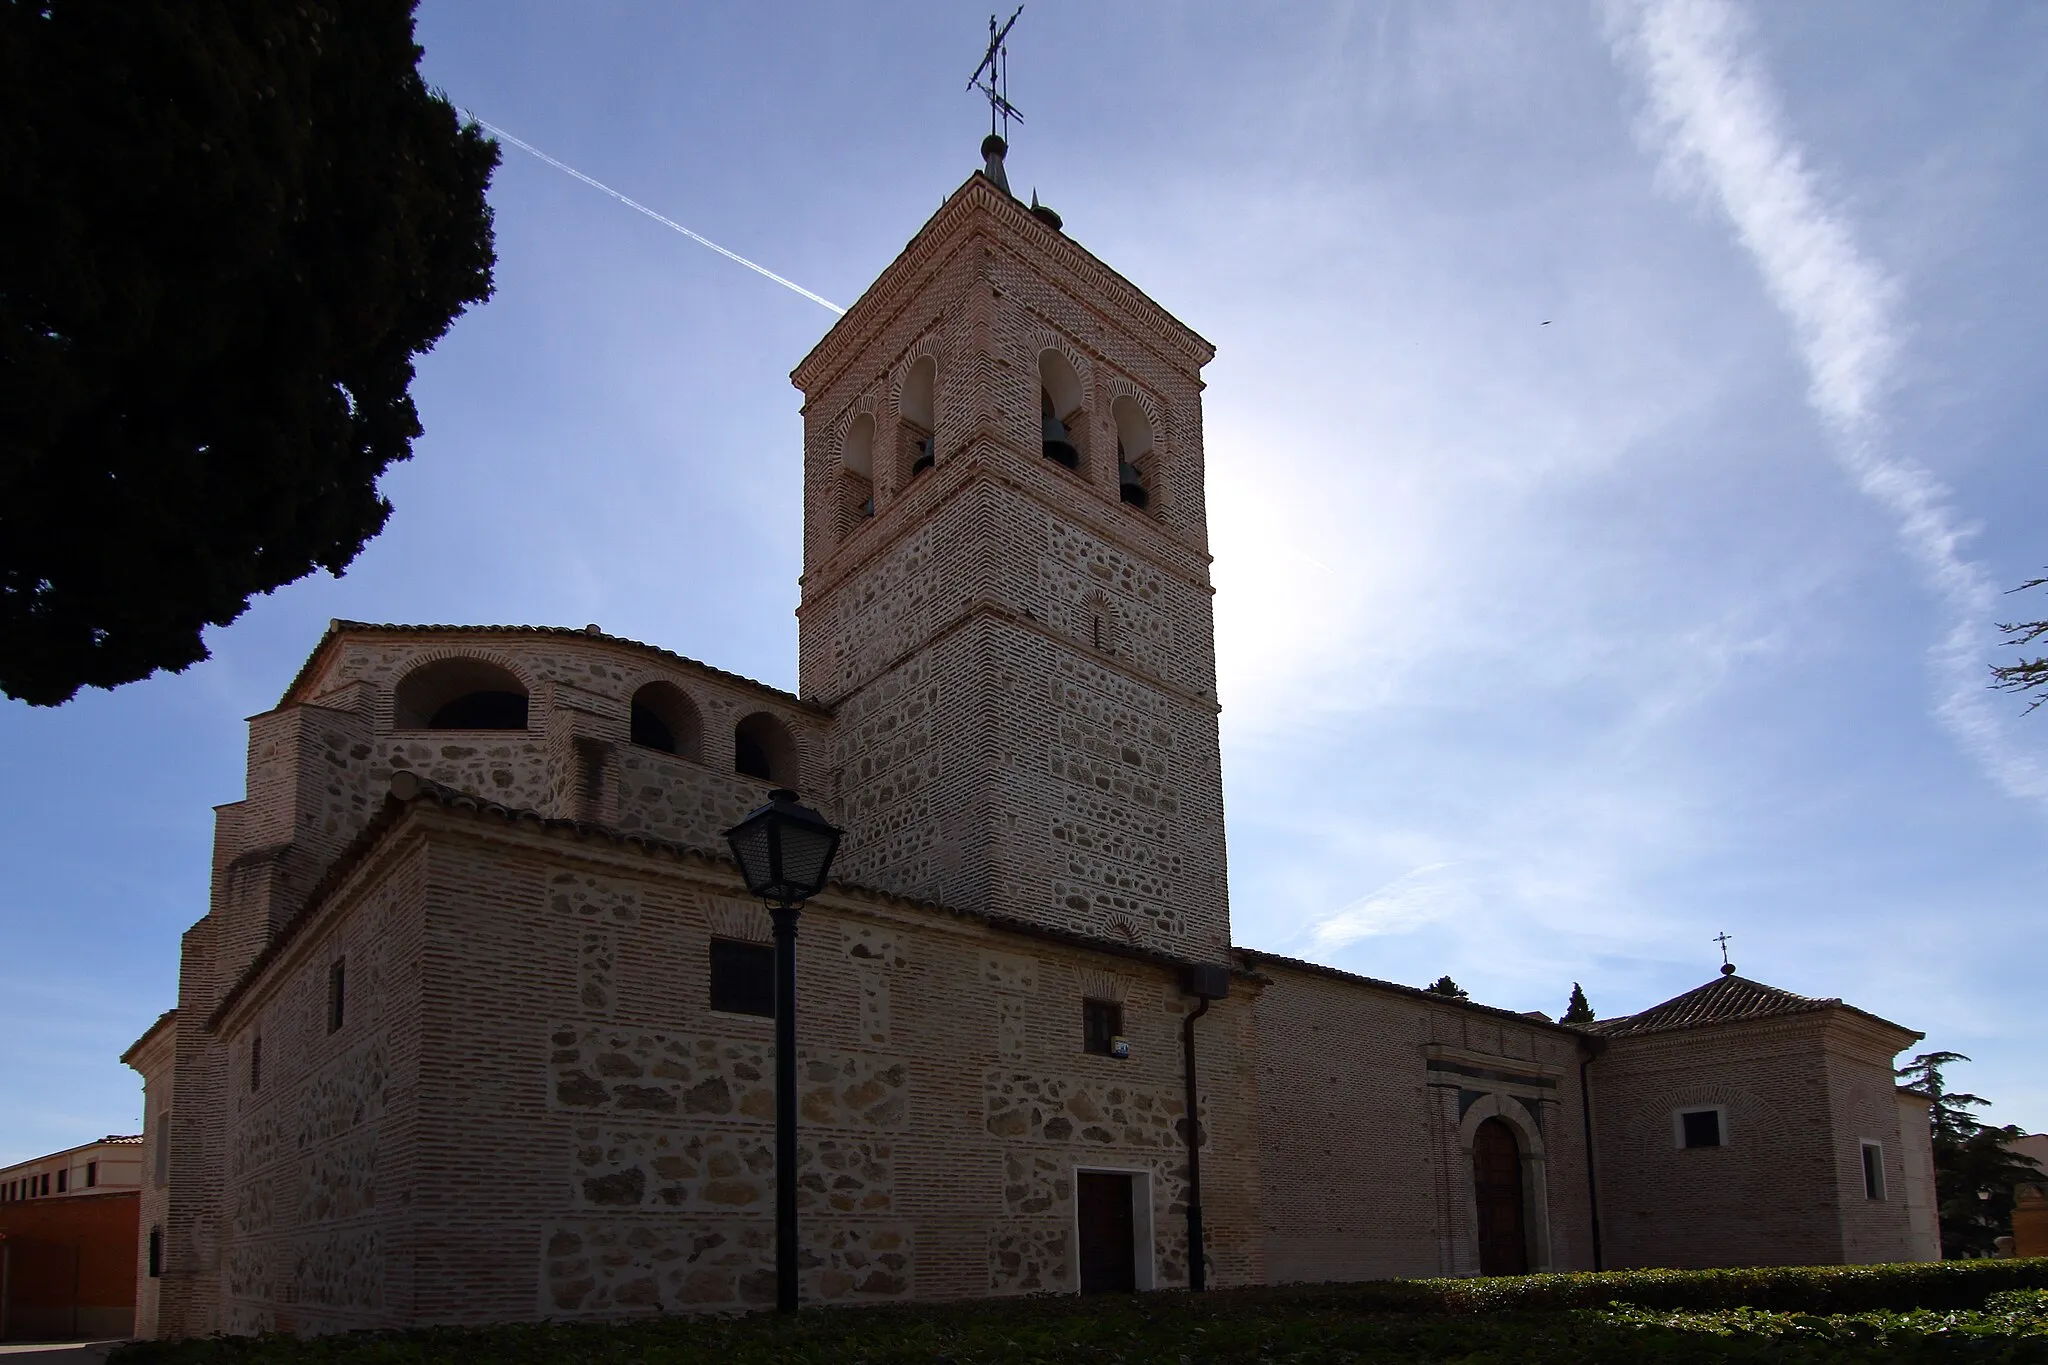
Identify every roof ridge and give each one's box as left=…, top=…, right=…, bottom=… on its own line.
left=282, top=621, right=831, bottom=716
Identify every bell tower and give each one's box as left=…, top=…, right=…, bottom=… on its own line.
left=791, top=141, right=1229, bottom=962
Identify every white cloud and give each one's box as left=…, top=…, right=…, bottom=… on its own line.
left=1604, top=0, right=2048, bottom=807
left=1309, top=860, right=1474, bottom=948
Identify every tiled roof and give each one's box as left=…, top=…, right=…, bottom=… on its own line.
left=1230, top=949, right=1589, bottom=1038
left=206, top=773, right=1246, bottom=1033
left=1585, top=972, right=1840, bottom=1038
left=118, top=1008, right=177, bottom=1065
left=100, top=1135, right=144, bottom=1145
left=281, top=621, right=830, bottom=716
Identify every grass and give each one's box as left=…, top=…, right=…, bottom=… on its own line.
left=111, top=1263, right=2048, bottom=1365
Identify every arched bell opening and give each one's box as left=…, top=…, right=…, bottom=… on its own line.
left=839, top=413, right=875, bottom=534
left=630, top=682, right=703, bottom=761
left=1039, top=349, right=1085, bottom=472
left=900, top=356, right=936, bottom=480
left=393, top=658, right=530, bottom=731
left=1112, top=396, right=1155, bottom=511
left=733, top=711, right=800, bottom=787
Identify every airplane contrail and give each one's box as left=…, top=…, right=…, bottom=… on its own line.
left=462, top=112, right=847, bottom=316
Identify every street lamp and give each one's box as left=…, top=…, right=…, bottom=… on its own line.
left=724, top=788, right=843, bottom=1314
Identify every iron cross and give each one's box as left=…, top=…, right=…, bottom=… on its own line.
left=968, top=7, right=1026, bottom=139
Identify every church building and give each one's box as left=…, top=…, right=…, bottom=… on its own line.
left=124, top=138, right=1940, bottom=1339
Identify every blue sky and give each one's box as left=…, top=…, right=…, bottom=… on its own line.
left=3, top=0, right=2044, bottom=1166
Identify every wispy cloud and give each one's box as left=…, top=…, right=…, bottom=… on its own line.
left=1604, top=0, right=2048, bottom=807
left=1310, top=860, right=1474, bottom=948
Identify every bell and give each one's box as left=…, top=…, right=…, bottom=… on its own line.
left=1042, top=411, right=1080, bottom=471
left=910, top=434, right=934, bottom=476
left=859, top=494, right=874, bottom=519
left=1119, top=458, right=1149, bottom=509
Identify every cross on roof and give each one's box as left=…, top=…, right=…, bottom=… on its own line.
left=1713, top=931, right=1734, bottom=966
left=968, top=7, right=1026, bottom=140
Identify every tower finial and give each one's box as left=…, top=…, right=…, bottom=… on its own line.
left=1714, top=930, right=1735, bottom=975
left=969, top=7, right=1026, bottom=173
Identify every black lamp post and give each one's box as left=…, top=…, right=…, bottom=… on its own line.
left=724, top=788, right=843, bottom=1314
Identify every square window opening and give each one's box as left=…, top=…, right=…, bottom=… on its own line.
left=709, top=939, right=776, bottom=1018
left=1680, top=1108, right=1723, bottom=1149
left=1083, top=998, right=1125, bottom=1057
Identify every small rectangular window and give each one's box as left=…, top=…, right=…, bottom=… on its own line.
left=86, top=1161, right=97, bottom=1188
left=41, top=1173, right=51, bottom=1196
left=56, top=1168, right=68, bottom=1193
left=709, top=940, right=775, bottom=1017
left=1082, top=999, right=1125, bottom=1056
left=327, top=958, right=347, bottom=1033
left=148, top=1225, right=163, bottom=1278
left=1862, top=1141, right=1886, bottom=1200
left=1680, top=1108, right=1723, bottom=1149
left=250, top=1035, right=263, bottom=1093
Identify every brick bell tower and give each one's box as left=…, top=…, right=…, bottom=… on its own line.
left=791, top=137, right=1228, bottom=963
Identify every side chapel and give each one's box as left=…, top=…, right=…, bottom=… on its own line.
left=122, top=138, right=1940, bottom=1338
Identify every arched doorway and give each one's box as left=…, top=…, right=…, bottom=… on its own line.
left=1472, top=1116, right=1528, bottom=1275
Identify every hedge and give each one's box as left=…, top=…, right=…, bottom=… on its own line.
left=1276, top=1257, right=2048, bottom=1315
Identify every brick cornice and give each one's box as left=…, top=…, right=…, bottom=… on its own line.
left=792, top=173, right=1213, bottom=398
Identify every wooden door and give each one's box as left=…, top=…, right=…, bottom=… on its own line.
left=1077, top=1171, right=1136, bottom=1293
left=1472, top=1117, right=1528, bottom=1276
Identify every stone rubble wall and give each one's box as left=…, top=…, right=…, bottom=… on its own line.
left=211, top=848, right=427, bottom=1337
left=306, top=824, right=1263, bottom=1328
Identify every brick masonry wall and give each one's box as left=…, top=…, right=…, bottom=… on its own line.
left=209, top=838, right=428, bottom=1336
left=1593, top=1015, right=1845, bottom=1269
left=1821, top=1017, right=1926, bottom=1264
left=1893, top=1090, right=1939, bottom=1261
left=1249, top=962, right=1595, bottom=1282
left=199, top=807, right=1263, bottom=1330
left=792, top=175, right=1228, bottom=964
left=129, top=1027, right=177, bottom=1340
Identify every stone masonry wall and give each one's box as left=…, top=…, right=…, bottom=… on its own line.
left=371, top=814, right=1262, bottom=1328
left=1250, top=961, right=1595, bottom=1282
left=211, top=841, right=427, bottom=1336
left=792, top=176, right=1229, bottom=963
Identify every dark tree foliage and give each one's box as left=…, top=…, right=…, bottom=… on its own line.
left=1561, top=982, right=1595, bottom=1024
left=1423, top=975, right=1470, bottom=1001
left=1895, top=1050, right=2045, bottom=1258
left=0, top=0, right=498, bottom=705
left=1991, top=573, right=2048, bottom=711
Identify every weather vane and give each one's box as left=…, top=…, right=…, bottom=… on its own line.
left=968, top=6, right=1026, bottom=141
left=1713, top=931, right=1734, bottom=972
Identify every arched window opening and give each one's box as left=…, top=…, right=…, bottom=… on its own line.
left=630, top=682, right=703, bottom=760
left=1039, top=350, right=1084, bottom=471
left=1112, top=396, right=1155, bottom=510
left=394, top=658, right=529, bottom=730
left=901, top=356, right=936, bottom=479
left=840, top=413, right=875, bottom=533
left=734, top=711, right=799, bottom=786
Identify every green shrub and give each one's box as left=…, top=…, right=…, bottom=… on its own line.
left=1286, top=1257, right=2048, bottom=1315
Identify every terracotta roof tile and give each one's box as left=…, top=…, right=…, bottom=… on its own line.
left=1585, top=973, right=1835, bottom=1037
